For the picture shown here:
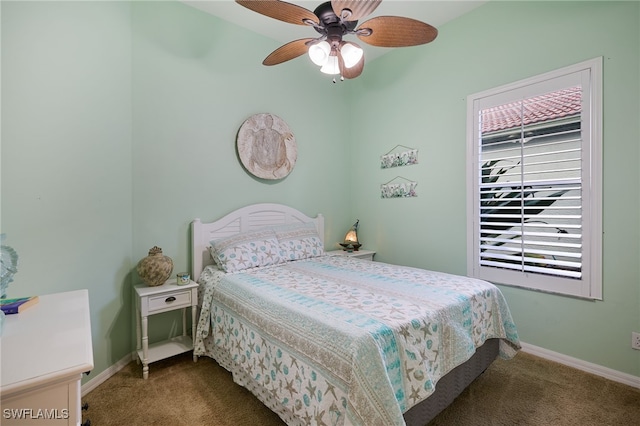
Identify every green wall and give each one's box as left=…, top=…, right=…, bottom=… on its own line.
left=1, top=0, right=354, bottom=381
left=1, top=1, right=134, bottom=382
left=131, top=0, right=352, bottom=278
left=2, top=0, right=638, bottom=384
left=130, top=1, right=353, bottom=343
left=349, top=1, right=640, bottom=377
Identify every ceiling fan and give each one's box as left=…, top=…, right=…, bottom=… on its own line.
left=236, top=0, right=438, bottom=80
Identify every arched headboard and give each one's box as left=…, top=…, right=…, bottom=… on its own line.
left=191, top=203, right=324, bottom=281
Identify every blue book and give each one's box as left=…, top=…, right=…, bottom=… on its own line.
left=0, top=296, right=39, bottom=314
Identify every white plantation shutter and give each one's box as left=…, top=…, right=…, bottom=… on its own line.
left=467, top=58, right=602, bottom=299
left=479, top=87, right=583, bottom=278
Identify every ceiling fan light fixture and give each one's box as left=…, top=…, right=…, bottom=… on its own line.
left=320, top=55, right=340, bottom=75
left=340, top=42, right=363, bottom=69
left=308, top=41, right=331, bottom=66
left=237, top=0, right=438, bottom=80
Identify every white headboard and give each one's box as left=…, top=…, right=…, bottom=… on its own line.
left=191, top=203, right=325, bottom=281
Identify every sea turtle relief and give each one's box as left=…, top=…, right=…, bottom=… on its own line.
left=237, top=113, right=297, bottom=180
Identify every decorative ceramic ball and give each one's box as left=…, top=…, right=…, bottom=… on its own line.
left=137, top=246, right=173, bottom=287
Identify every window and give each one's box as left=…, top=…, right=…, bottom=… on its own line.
left=466, top=58, right=602, bottom=299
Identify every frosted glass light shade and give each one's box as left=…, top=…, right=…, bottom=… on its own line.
left=308, top=41, right=330, bottom=66
left=320, top=55, right=340, bottom=75
left=341, top=43, right=363, bottom=68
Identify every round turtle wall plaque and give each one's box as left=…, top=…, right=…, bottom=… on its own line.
left=237, top=113, right=297, bottom=180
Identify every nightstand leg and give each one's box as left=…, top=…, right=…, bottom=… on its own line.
left=182, top=307, right=187, bottom=337
left=141, top=315, right=149, bottom=379
left=192, top=305, right=197, bottom=362
left=135, top=304, right=141, bottom=365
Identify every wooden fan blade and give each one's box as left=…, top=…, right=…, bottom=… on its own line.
left=331, top=0, right=381, bottom=22
left=338, top=42, right=365, bottom=79
left=357, top=16, right=438, bottom=47
left=236, top=0, right=318, bottom=26
left=263, top=38, right=314, bottom=66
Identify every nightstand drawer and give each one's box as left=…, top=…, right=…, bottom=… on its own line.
left=147, top=290, right=192, bottom=313
left=327, top=249, right=376, bottom=261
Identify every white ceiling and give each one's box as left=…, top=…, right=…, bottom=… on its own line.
left=181, top=1, right=486, bottom=61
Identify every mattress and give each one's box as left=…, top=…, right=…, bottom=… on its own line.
left=194, top=255, right=520, bottom=426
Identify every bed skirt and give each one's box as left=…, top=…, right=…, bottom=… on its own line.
left=404, top=338, right=499, bottom=425
left=198, top=335, right=499, bottom=426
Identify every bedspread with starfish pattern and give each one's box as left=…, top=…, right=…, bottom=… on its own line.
left=195, top=255, right=520, bottom=426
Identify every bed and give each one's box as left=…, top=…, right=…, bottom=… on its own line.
left=191, top=203, right=520, bottom=426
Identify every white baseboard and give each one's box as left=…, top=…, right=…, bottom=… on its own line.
left=82, top=352, right=135, bottom=396
left=520, top=341, right=640, bottom=389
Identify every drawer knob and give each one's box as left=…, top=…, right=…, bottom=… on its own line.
left=165, top=296, right=176, bottom=303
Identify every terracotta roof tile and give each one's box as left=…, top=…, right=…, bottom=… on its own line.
left=482, top=87, right=581, bottom=134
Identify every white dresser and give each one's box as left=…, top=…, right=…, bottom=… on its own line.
left=0, top=290, right=94, bottom=425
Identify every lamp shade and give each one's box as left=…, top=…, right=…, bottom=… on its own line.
left=320, top=54, right=340, bottom=75
left=344, top=220, right=359, bottom=244
left=308, top=41, right=330, bottom=66
left=340, top=42, right=364, bottom=69
left=339, top=220, right=361, bottom=251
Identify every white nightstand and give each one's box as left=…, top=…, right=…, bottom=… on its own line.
left=134, top=280, right=198, bottom=379
left=328, top=249, right=376, bottom=261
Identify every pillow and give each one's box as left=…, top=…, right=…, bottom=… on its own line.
left=274, top=222, right=324, bottom=261
left=210, top=228, right=282, bottom=273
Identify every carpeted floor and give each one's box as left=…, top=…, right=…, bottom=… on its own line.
left=82, top=351, right=640, bottom=426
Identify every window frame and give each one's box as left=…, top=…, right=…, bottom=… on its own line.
left=466, top=57, right=603, bottom=299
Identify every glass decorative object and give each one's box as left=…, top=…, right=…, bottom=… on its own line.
left=1, top=234, right=19, bottom=335
left=1, top=235, right=19, bottom=299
